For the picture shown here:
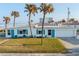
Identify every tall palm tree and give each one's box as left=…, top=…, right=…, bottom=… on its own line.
left=39, top=3, right=54, bottom=45
left=24, top=4, right=37, bottom=37
left=3, top=16, right=10, bottom=38
left=11, top=11, right=20, bottom=28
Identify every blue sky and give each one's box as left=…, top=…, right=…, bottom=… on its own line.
left=0, top=3, right=79, bottom=27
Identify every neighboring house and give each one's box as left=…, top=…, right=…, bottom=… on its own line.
left=0, top=20, right=79, bottom=38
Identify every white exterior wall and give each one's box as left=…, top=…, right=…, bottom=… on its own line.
left=76, top=35, right=79, bottom=39
left=28, top=28, right=37, bottom=37
left=27, top=28, right=34, bottom=37
left=6, top=35, right=11, bottom=38
left=14, top=29, right=17, bottom=36
left=16, top=27, right=28, bottom=37
left=45, top=29, right=52, bottom=37
left=32, top=28, right=36, bottom=37
left=6, top=29, right=11, bottom=38
left=5, top=25, right=78, bottom=38
left=34, top=28, right=54, bottom=37
left=33, top=28, right=48, bottom=37
left=55, top=28, right=76, bottom=37
left=45, top=29, right=48, bottom=37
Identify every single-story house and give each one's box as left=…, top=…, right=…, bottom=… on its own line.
left=0, top=21, right=79, bottom=39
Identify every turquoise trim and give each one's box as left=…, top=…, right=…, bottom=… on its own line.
left=52, top=30, right=55, bottom=37
left=11, top=29, right=14, bottom=38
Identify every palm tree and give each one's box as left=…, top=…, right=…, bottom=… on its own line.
left=3, top=16, right=10, bottom=38
left=11, top=11, right=20, bottom=28
left=39, top=3, right=54, bottom=45
left=39, top=4, right=54, bottom=36
left=24, top=4, right=37, bottom=37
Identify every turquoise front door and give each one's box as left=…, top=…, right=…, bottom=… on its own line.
left=52, top=30, right=55, bottom=37
left=11, top=29, right=14, bottom=38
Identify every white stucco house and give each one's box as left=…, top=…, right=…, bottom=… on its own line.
left=0, top=20, right=79, bottom=39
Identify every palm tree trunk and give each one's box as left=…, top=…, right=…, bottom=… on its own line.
left=14, top=16, right=16, bottom=28
left=13, top=16, right=16, bottom=38
left=41, top=13, right=45, bottom=45
left=29, top=13, right=33, bottom=37
left=5, top=23, right=7, bottom=38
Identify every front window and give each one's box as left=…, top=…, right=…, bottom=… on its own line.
left=23, top=30, right=28, bottom=34
left=38, top=31, right=42, bottom=34
left=19, top=30, right=23, bottom=34
left=23, top=30, right=26, bottom=34
left=48, top=30, right=51, bottom=35
left=37, top=29, right=45, bottom=34
left=8, top=30, right=11, bottom=35
left=18, top=29, right=28, bottom=34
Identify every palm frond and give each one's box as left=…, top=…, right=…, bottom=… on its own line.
left=11, top=11, right=20, bottom=17
left=3, top=16, right=10, bottom=24
left=24, top=4, right=38, bottom=16
left=24, top=10, right=28, bottom=12
left=39, top=3, right=54, bottom=14
left=27, top=14, right=29, bottom=16
left=3, top=16, right=5, bottom=19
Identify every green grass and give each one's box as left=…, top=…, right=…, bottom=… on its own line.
left=0, top=38, right=67, bottom=53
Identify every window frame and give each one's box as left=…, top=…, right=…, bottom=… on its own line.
left=48, top=30, right=51, bottom=35
left=8, top=30, right=11, bottom=35
left=18, top=29, right=28, bottom=34
left=37, top=29, right=45, bottom=34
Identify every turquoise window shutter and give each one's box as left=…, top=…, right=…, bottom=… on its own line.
left=52, top=30, right=55, bottom=37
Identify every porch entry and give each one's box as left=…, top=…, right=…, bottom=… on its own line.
left=11, top=29, right=14, bottom=38
left=48, top=29, right=55, bottom=37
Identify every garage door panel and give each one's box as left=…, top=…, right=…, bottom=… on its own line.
left=55, top=29, right=75, bottom=37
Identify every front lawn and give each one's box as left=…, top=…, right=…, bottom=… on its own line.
left=0, top=39, right=5, bottom=42
left=0, top=38, right=67, bottom=53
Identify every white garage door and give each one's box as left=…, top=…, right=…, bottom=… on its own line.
left=55, top=29, right=75, bottom=37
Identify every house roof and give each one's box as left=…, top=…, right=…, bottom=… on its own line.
left=35, top=22, right=58, bottom=26
left=63, top=21, right=79, bottom=25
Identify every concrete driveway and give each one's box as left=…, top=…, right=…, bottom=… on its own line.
left=59, top=37, right=79, bottom=56
left=59, top=37, right=79, bottom=48
left=60, top=37, right=79, bottom=45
